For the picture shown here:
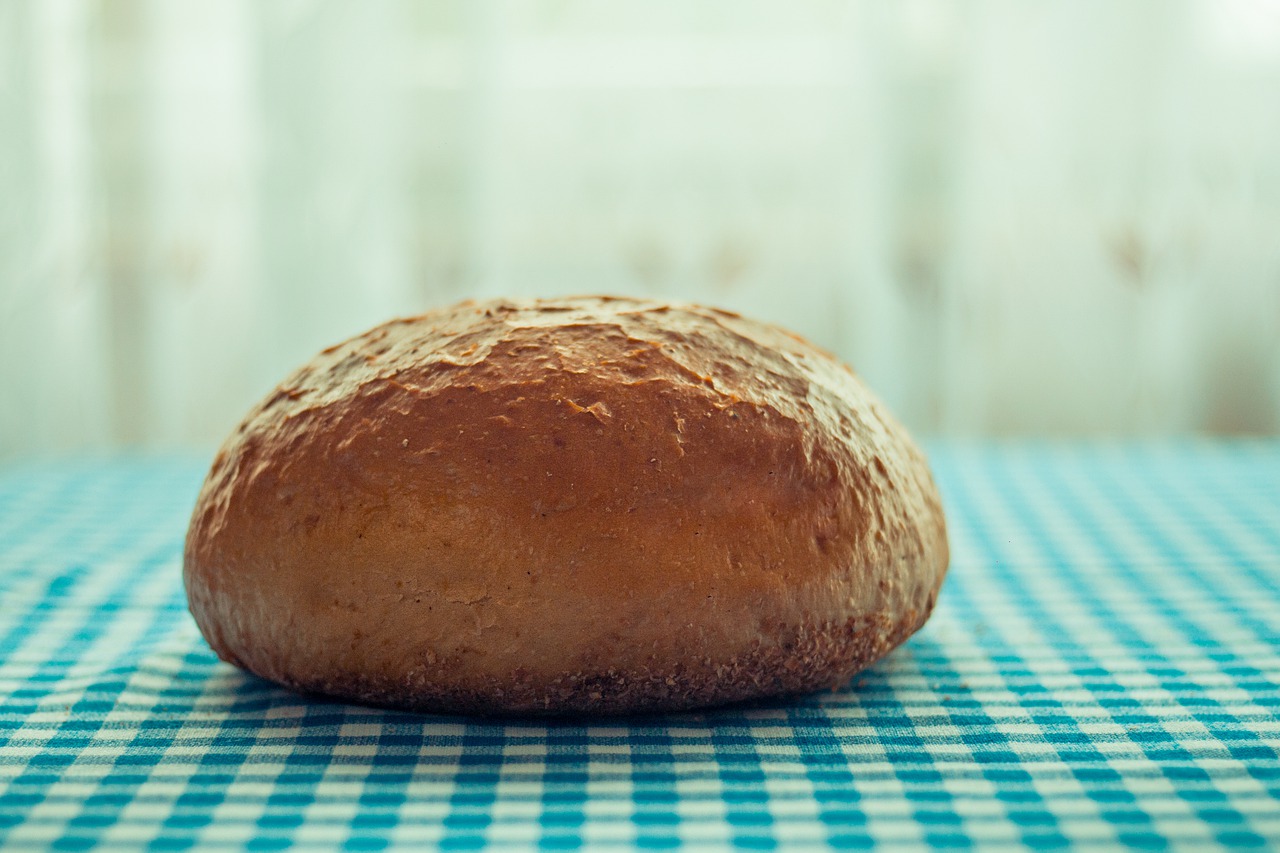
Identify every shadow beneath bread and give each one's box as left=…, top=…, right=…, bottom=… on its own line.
left=195, top=633, right=948, bottom=775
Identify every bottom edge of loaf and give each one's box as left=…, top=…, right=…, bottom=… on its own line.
left=221, top=607, right=934, bottom=717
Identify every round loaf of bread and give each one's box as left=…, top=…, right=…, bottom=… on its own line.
left=184, top=296, right=948, bottom=715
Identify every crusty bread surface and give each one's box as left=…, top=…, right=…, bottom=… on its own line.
left=184, top=296, right=948, bottom=715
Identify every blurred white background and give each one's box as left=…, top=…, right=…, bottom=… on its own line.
left=2, top=0, right=1279, bottom=457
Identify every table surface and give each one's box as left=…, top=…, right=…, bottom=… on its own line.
left=1, top=444, right=1278, bottom=851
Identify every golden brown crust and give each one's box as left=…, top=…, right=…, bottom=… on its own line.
left=183, top=295, right=948, bottom=716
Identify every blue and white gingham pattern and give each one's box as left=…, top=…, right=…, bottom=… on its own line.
left=1, top=445, right=1278, bottom=851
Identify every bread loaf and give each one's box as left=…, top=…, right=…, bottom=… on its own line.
left=184, top=296, right=948, bottom=715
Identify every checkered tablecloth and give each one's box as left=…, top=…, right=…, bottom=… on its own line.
left=1, top=445, right=1278, bottom=851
